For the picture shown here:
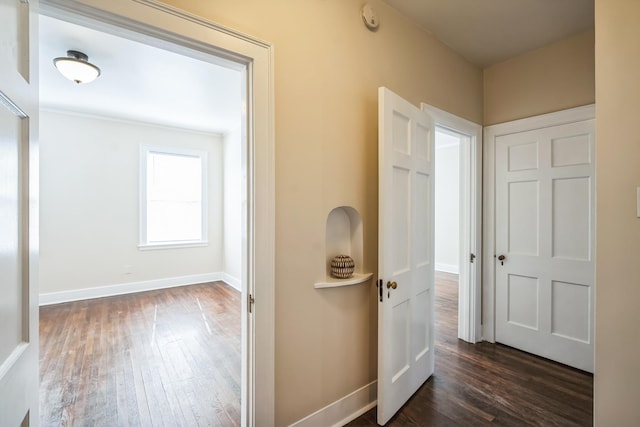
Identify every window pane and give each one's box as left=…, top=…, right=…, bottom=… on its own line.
left=148, top=152, right=201, bottom=201
left=145, top=150, right=204, bottom=243
left=147, top=201, right=202, bottom=242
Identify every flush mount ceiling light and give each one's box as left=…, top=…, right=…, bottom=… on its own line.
left=53, top=50, right=101, bottom=84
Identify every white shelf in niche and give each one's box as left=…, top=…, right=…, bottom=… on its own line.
left=314, top=273, right=373, bottom=289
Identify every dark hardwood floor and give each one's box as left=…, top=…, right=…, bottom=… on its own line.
left=40, top=274, right=593, bottom=426
left=39, top=282, right=241, bottom=427
left=348, top=271, right=594, bottom=426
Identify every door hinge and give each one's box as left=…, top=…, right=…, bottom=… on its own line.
left=248, top=293, right=255, bottom=313
left=470, top=253, right=476, bottom=263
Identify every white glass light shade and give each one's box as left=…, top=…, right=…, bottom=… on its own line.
left=53, top=50, right=101, bottom=84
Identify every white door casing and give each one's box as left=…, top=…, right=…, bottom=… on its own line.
left=39, top=0, right=276, bottom=425
left=0, top=0, right=40, bottom=425
left=484, top=106, right=595, bottom=372
left=378, top=87, right=435, bottom=425
left=421, top=104, right=482, bottom=343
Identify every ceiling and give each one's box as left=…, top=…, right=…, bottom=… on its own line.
left=382, top=0, right=594, bottom=67
left=40, top=2, right=593, bottom=132
left=39, top=15, right=243, bottom=135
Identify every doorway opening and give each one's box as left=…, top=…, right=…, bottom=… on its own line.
left=36, top=1, right=274, bottom=423
left=424, top=104, right=482, bottom=344
left=434, top=126, right=465, bottom=337
left=435, top=126, right=464, bottom=277
left=38, top=12, right=245, bottom=425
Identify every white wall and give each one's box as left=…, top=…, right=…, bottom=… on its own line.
left=434, top=136, right=460, bottom=274
left=40, top=110, right=224, bottom=297
left=223, top=127, right=242, bottom=289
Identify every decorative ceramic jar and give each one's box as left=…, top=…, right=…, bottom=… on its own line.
left=331, top=255, right=355, bottom=279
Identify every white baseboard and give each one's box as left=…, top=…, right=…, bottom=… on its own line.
left=222, top=272, right=241, bottom=292
left=435, top=263, right=459, bottom=274
left=289, top=381, right=377, bottom=427
left=39, top=272, right=224, bottom=306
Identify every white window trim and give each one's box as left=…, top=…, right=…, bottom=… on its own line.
left=139, top=144, right=209, bottom=249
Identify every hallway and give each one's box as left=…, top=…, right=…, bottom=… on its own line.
left=348, top=271, right=593, bottom=426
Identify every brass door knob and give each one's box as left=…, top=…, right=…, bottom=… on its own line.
left=498, top=254, right=506, bottom=265
left=386, top=281, right=397, bottom=290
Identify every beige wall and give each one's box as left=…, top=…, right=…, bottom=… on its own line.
left=483, top=29, right=595, bottom=125
left=161, top=0, right=482, bottom=425
left=595, top=1, right=640, bottom=424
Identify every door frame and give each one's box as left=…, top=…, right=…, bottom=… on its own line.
left=38, top=1, right=276, bottom=425
left=482, top=104, right=595, bottom=343
left=421, top=104, right=482, bottom=343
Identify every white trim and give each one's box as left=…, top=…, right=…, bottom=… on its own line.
left=289, top=381, right=377, bottom=427
left=482, top=123, right=496, bottom=343
left=484, top=104, right=596, bottom=137
left=435, top=263, right=459, bottom=275
left=223, top=272, right=242, bottom=292
left=38, top=1, right=276, bottom=425
left=0, top=344, right=28, bottom=381
left=482, top=104, right=596, bottom=343
left=421, top=103, right=483, bottom=344
left=39, top=272, right=224, bottom=305
left=138, top=241, right=209, bottom=250
left=133, top=0, right=272, bottom=49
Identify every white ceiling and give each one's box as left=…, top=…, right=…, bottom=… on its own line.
left=382, top=0, right=594, bottom=67
left=40, top=2, right=594, bottom=132
left=39, top=15, right=243, bottom=135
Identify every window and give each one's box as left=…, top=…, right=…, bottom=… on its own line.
left=140, top=146, right=208, bottom=248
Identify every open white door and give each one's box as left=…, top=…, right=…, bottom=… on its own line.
left=0, top=0, right=39, bottom=425
left=378, top=87, right=435, bottom=424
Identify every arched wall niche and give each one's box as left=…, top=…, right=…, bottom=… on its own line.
left=316, top=206, right=372, bottom=289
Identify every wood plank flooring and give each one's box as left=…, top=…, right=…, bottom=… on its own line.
left=348, top=271, right=594, bottom=426
left=40, top=274, right=593, bottom=426
left=39, top=282, right=241, bottom=427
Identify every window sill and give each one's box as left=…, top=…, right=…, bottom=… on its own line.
left=138, top=241, right=209, bottom=251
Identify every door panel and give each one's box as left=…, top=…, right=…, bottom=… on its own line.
left=0, top=105, right=25, bottom=362
left=508, top=180, right=539, bottom=255
left=415, top=172, right=430, bottom=264
left=507, top=274, right=539, bottom=329
left=551, top=280, right=590, bottom=342
left=553, top=177, right=590, bottom=260
left=495, top=120, right=595, bottom=373
left=391, top=166, right=411, bottom=274
left=378, top=87, right=435, bottom=424
left=0, top=0, right=38, bottom=425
